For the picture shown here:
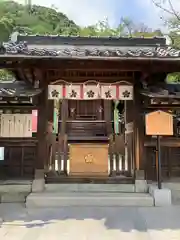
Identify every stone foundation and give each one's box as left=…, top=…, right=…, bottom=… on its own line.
left=0, top=182, right=31, bottom=203
left=149, top=184, right=172, bottom=206
left=32, top=169, right=45, bottom=193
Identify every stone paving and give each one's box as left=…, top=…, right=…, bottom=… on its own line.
left=1, top=204, right=180, bottom=239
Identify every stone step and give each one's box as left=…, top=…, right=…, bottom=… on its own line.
left=162, top=182, right=180, bottom=203
left=0, top=183, right=32, bottom=203
left=26, top=192, right=154, bottom=208
left=45, top=183, right=135, bottom=193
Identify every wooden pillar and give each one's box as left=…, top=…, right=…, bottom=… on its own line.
left=47, top=100, right=54, bottom=122
left=36, top=84, right=48, bottom=170
left=125, top=100, right=134, bottom=176
left=104, top=100, right=112, bottom=135
left=59, top=99, right=68, bottom=174
left=104, top=100, right=113, bottom=175
left=133, top=87, right=145, bottom=179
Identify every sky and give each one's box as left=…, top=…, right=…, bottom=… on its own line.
left=15, top=0, right=180, bottom=30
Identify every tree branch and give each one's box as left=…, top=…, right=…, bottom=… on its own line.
left=152, top=0, right=180, bottom=21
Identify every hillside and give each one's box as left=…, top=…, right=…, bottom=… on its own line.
left=0, top=1, right=80, bottom=41
left=0, top=1, right=165, bottom=42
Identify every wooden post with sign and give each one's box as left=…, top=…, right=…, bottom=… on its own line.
left=145, top=110, right=173, bottom=189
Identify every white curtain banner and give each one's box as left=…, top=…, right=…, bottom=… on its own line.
left=47, top=84, right=134, bottom=100
left=48, top=85, right=63, bottom=100
left=83, top=85, right=99, bottom=100
left=66, top=85, right=81, bottom=99
left=101, top=85, right=117, bottom=100
left=118, top=85, right=133, bottom=100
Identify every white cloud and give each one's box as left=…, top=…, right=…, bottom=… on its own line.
left=14, top=0, right=118, bottom=26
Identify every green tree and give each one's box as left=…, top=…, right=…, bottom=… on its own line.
left=79, top=19, right=125, bottom=37
left=0, top=1, right=80, bottom=40
left=152, top=0, right=180, bottom=47
left=79, top=18, right=161, bottom=37
left=152, top=0, right=180, bottom=82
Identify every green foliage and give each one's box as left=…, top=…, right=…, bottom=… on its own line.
left=153, top=0, right=180, bottom=82
left=166, top=72, right=180, bottom=83
left=0, top=1, right=164, bottom=40
left=0, top=69, right=15, bottom=81
left=79, top=18, right=162, bottom=37
left=165, top=17, right=180, bottom=49
left=0, top=1, right=79, bottom=41
left=79, top=19, right=125, bottom=37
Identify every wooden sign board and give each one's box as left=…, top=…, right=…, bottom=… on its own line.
left=145, top=110, right=173, bottom=136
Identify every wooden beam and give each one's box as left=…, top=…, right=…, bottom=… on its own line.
left=59, top=99, right=68, bottom=174
left=134, top=81, right=146, bottom=172
left=144, top=105, right=180, bottom=109
left=1, top=58, right=180, bottom=73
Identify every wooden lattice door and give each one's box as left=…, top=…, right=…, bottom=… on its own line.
left=68, top=100, right=103, bottom=120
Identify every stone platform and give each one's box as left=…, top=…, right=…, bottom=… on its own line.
left=26, top=192, right=154, bottom=208
left=0, top=180, right=32, bottom=203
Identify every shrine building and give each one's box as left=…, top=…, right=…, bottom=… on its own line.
left=0, top=34, right=180, bottom=191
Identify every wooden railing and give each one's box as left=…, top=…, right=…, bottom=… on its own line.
left=47, top=151, right=131, bottom=177
left=46, top=133, right=133, bottom=178
left=45, top=120, right=133, bottom=178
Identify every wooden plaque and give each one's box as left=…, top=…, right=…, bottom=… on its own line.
left=145, top=110, right=173, bottom=136
left=69, top=143, right=109, bottom=177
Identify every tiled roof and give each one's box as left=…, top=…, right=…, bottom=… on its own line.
left=0, top=35, right=179, bottom=59
left=141, top=84, right=180, bottom=99
left=16, top=35, right=166, bottom=46
left=0, top=81, right=41, bottom=97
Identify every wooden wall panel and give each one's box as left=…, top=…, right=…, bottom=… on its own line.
left=0, top=144, right=37, bottom=179
left=146, top=146, right=180, bottom=181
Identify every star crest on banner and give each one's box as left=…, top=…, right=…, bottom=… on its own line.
left=122, top=90, right=130, bottom=98
left=70, top=90, right=77, bottom=98
left=51, top=89, right=59, bottom=98
left=105, top=90, right=112, bottom=98
left=87, top=90, right=95, bottom=98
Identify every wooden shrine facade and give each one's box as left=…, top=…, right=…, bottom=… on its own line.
left=0, top=34, right=180, bottom=182
left=0, top=81, right=40, bottom=179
